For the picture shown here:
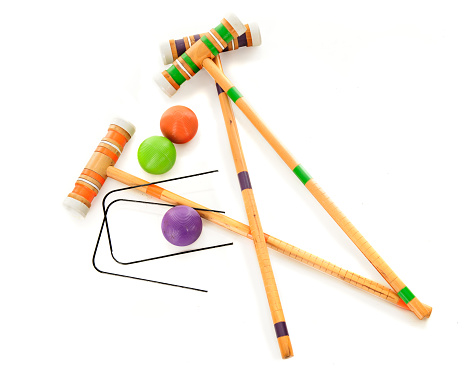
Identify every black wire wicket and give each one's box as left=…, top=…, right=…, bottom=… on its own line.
left=92, top=170, right=233, bottom=292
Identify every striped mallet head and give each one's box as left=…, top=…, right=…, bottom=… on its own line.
left=64, top=118, right=136, bottom=217
left=154, top=13, right=246, bottom=97
left=159, top=23, right=261, bottom=65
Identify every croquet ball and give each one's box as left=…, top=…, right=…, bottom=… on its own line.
left=160, top=105, right=198, bottom=144
left=161, top=205, right=203, bottom=246
left=137, top=136, right=176, bottom=174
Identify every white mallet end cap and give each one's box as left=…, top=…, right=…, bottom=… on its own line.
left=63, top=197, right=90, bottom=218
left=111, top=118, right=136, bottom=137
left=160, top=40, right=174, bottom=65
left=248, top=23, right=262, bottom=46
left=154, top=73, right=177, bottom=97
left=224, top=13, right=246, bottom=36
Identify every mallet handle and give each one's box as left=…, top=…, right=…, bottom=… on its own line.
left=105, top=166, right=432, bottom=315
left=213, top=55, right=292, bottom=358
left=201, top=57, right=430, bottom=320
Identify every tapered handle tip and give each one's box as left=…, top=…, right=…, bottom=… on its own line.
left=278, top=336, right=293, bottom=359
left=409, top=297, right=432, bottom=320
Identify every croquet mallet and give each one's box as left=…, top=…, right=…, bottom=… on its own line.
left=64, top=120, right=432, bottom=317
left=155, top=17, right=430, bottom=320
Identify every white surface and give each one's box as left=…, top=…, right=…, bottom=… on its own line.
left=154, top=71, right=177, bottom=97
left=112, top=117, right=136, bottom=138
left=224, top=13, right=247, bottom=37
left=63, top=196, right=90, bottom=218
left=160, top=40, right=174, bottom=65
left=249, top=22, right=262, bottom=47
left=1, top=1, right=463, bottom=370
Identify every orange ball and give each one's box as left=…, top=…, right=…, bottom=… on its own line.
left=160, top=105, right=198, bottom=144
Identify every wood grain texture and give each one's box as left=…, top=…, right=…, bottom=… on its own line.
left=67, top=124, right=131, bottom=207
left=105, top=166, right=432, bottom=315
left=200, top=57, right=430, bottom=319
left=213, top=55, right=292, bottom=358
left=305, top=179, right=431, bottom=319
left=202, top=58, right=299, bottom=170
left=165, top=24, right=255, bottom=65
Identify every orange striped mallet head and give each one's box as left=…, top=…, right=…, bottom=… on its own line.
left=64, top=118, right=136, bottom=217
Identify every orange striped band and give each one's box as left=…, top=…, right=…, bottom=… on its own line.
left=72, top=183, right=98, bottom=204
left=82, top=168, right=106, bottom=186
left=105, top=129, right=128, bottom=148
left=147, top=184, right=164, bottom=199
left=396, top=298, right=409, bottom=310
left=95, top=146, right=119, bottom=163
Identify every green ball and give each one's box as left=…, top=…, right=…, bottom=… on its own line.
left=137, top=136, right=176, bottom=174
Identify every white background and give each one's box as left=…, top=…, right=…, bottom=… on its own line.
left=1, top=1, right=463, bottom=370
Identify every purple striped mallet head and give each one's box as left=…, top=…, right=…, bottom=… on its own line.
left=161, top=205, right=203, bottom=246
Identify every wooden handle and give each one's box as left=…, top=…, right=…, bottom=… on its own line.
left=213, top=55, right=292, bottom=358
left=267, top=234, right=430, bottom=315
left=305, top=179, right=431, bottom=319
left=201, top=57, right=430, bottom=320
left=202, top=58, right=298, bottom=170
left=105, top=166, right=431, bottom=317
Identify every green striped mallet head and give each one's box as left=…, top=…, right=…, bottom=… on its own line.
left=159, top=23, right=262, bottom=65
left=154, top=13, right=246, bottom=97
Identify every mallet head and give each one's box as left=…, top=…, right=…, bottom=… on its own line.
left=64, top=118, right=136, bottom=217
left=154, top=13, right=246, bottom=97
left=159, top=22, right=262, bottom=65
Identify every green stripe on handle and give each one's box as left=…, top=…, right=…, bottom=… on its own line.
left=201, top=35, right=220, bottom=56
left=215, top=23, right=234, bottom=44
left=181, top=53, right=200, bottom=74
left=293, top=164, right=312, bottom=184
left=167, top=65, right=186, bottom=85
left=398, top=286, right=416, bottom=304
left=227, top=87, right=243, bottom=103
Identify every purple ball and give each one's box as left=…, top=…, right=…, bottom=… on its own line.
left=161, top=206, right=203, bottom=246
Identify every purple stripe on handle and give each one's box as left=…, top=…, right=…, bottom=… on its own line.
left=216, top=83, right=225, bottom=96
left=274, top=322, right=289, bottom=338
left=237, top=171, right=252, bottom=191
left=175, top=38, right=186, bottom=56
left=238, top=33, right=248, bottom=47
left=224, top=33, right=248, bottom=51
left=193, top=34, right=201, bottom=42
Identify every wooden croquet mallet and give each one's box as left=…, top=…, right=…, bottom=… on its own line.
left=64, top=118, right=136, bottom=217
left=62, top=124, right=432, bottom=314
left=107, top=166, right=432, bottom=315
left=203, top=61, right=431, bottom=320
left=156, top=32, right=430, bottom=320
left=158, top=14, right=293, bottom=358
left=159, top=23, right=261, bottom=65
left=154, top=13, right=247, bottom=97
left=213, top=55, right=292, bottom=358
